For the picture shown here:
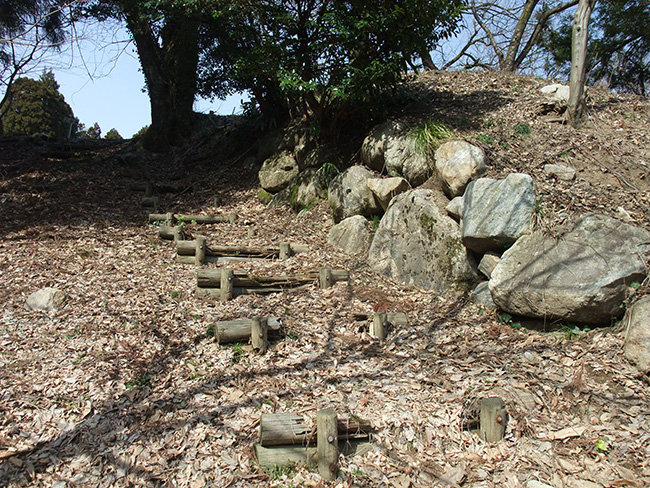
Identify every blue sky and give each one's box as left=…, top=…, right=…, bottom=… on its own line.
left=52, top=30, right=242, bottom=139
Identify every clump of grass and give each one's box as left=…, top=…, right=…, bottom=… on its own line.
left=411, top=121, right=454, bottom=154
left=513, top=122, right=532, bottom=136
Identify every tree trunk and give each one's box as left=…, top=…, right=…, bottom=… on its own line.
left=567, top=0, right=597, bottom=127
left=122, top=4, right=200, bottom=152
left=502, top=0, right=539, bottom=71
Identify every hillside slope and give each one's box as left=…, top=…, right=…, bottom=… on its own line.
left=0, top=70, right=648, bottom=488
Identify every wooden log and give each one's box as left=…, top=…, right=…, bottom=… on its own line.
left=251, top=317, right=268, bottom=353
left=259, top=413, right=372, bottom=447
left=176, top=240, right=309, bottom=258
left=254, top=444, right=317, bottom=469
left=353, top=312, right=408, bottom=326
left=221, top=268, right=234, bottom=301
left=214, top=317, right=281, bottom=344
left=178, top=255, right=219, bottom=264
left=173, top=226, right=185, bottom=241
left=148, top=212, right=237, bottom=224
left=197, top=269, right=321, bottom=289
left=317, top=409, right=338, bottom=481
left=195, top=236, right=207, bottom=266
left=480, top=397, right=507, bottom=443
left=142, top=196, right=159, bottom=210
left=159, top=224, right=184, bottom=240
left=372, top=312, right=388, bottom=339
left=144, top=182, right=153, bottom=197
left=279, top=243, right=292, bottom=260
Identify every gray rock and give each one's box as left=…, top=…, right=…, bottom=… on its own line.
left=434, top=140, right=487, bottom=197
left=328, top=166, right=380, bottom=223
left=489, top=214, right=650, bottom=324
left=368, top=189, right=478, bottom=292
left=26, top=287, right=65, bottom=312
left=361, top=120, right=405, bottom=172
left=328, top=216, right=373, bottom=257
left=461, top=173, right=535, bottom=253
left=446, top=196, right=464, bottom=220
left=301, top=145, right=340, bottom=170
left=478, top=252, right=501, bottom=279
left=472, top=282, right=496, bottom=309
left=540, top=83, right=570, bottom=101
left=384, top=135, right=433, bottom=186
left=543, top=164, right=576, bottom=181
left=624, top=296, right=650, bottom=373
left=289, top=168, right=328, bottom=212
left=281, top=125, right=317, bottom=164
left=367, top=177, right=411, bottom=211
left=258, top=151, right=299, bottom=193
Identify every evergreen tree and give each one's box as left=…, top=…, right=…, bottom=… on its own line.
left=1, top=70, right=76, bottom=138
left=104, top=128, right=122, bottom=139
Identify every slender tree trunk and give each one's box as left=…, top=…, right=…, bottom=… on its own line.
left=502, top=0, right=539, bottom=71
left=420, top=50, right=437, bottom=70
left=567, top=0, right=597, bottom=127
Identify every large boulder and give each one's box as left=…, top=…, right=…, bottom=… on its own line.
left=368, top=189, right=478, bottom=292
left=367, top=177, right=411, bottom=211
left=26, top=287, right=65, bottom=312
left=269, top=168, right=328, bottom=212
left=434, top=141, right=487, bottom=197
left=384, top=135, right=433, bottom=186
left=461, top=173, right=535, bottom=253
left=328, top=215, right=373, bottom=257
left=361, top=120, right=405, bottom=172
left=624, top=296, right=650, bottom=373
left=328, top=166, right=380, bottom=223
left=489, top=214, right=650, bottom=324
left=258, top=151, right=299, bottom=193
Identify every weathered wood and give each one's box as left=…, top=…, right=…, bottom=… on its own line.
left=195, top=236, right=207, bottom=266
left=221, top=268, right=234, bottom=301
left=197, top=269, right=321, bottom=289
left=251, top=317, right=268, bottom=353
left=214, top=317, right=281, bottom=344
left=480, top=397, right=507, bottom=443
left=149, top=212, right=237, bottom=224
left=279, top=243, right=292, bottom=260
left=320, top=268, right=333, bottom=289
left=353, top=312, right=408, bottom=326
left=317, top=409, right=338, bottom=481
left=254, top=444, right=317, bottom=469
left=144, top=182, right=153, bottom=197
left=372, top=312, right=388, bottom=339
left=173, top=226, right=185, bottom=241
left=259, top=413, right=372, bottom=447
left=142, top=196, right=159, bottom=210
left=176, top=240, right=309, bottom=258
left=197, top=286, right=305, bottom=299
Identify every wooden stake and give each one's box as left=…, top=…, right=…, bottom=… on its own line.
left=317, top=409, right=338, bottom=481
left=372, top=312, right=388, bottom=339
left=221, top=268, right=234, bottom=301
left=165, top=212, right=174, bottom=226
left=320, top=267, right=333, bottom=289
left=195, top=236, right=207, bottom=266
left=279, top=243, right=292, bottom=260
left=251, top=317, right=268, bottom=354
left=144, top=182, right=153, bottom=197
left=142, top=196, right=159, bottom=210
left=228, top=212, right=237, bottom=224
left=173, top=226, right=185, bottom=241
left=480, top=397, right=507, bottom=442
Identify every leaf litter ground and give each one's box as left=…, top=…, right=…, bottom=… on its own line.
left=0, top=70, right=649, bottom=488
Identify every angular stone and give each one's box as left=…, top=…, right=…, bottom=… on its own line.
left=368, top=189, right=478, bottom=292
left=478, top=252, right=501, bottom=279
left=446, top=196, right=464, bottom=220
left=26, top=287, right=65, bottom=312
left=384, top=135, right=433, bottom=186
left=328, top=216, right=373, bottom=257
left=489, top=214, right=650, bottom=324
left=435, top=140, right=487, bottom=197
left=328, top=166, right=380, bottom=223
left=544, top=164, right=576, bottom=181
left=472, top=282, right=496, bottom=309
left=624, top=296, right=650, bottom=373
left=258, top=150, right=299, bottom=193
left=367, top=177, right=411, bottom=211
left=461, top=173, right=535, bottom=253
left=361, top=120, right=405, bottom=172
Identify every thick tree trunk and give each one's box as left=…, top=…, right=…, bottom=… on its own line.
left=122, top=5, right=199, bottom=152
left=567, top=0, right=597, bottom=127
left=501, top=0, right=539, bottom=71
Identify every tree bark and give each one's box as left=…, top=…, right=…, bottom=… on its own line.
left=567, top=0, right=597, bottom=127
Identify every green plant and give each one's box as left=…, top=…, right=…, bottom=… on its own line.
left=171, top=290, right=181, bottom=299
left=371, top=215, right=381, bottom=230
left=497, top=312, right=522, bottom=330
left=126, top=374, right=153, bottom=389
left=232, top=343, right=244, bottom=363
left=411, top=121, right=453, bottom=154
left=317, top=162, right=340, bottom=187
left=266, top=462, right=296, bottom=480
left=513, top=122, right=531, bottom=136
left=595, top=437, right=608, bottom=452
left=476, top=133, right=494, bottom=145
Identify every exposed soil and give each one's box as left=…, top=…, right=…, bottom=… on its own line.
left=0, top=70, right=649, bottom=488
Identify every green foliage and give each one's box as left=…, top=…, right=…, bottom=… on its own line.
left=105, top=128, right=123, bottom=140
left=258, top=189, right=273, bottom=205
left=411, top=121, right=453, bottom=154
left=78, top=122, right=102, bottom=139
left=1, top=71, right=76, bottom=138
left=513, top=122, right=531, bottom=136
left=595, top=437, right=609, bottom=452
left=125, top=374, right=153, bottom=389
left=476, top=133, right=494, bottom=145
left=132, top=125, right=150, bottom=140
left=316, top=162, right=340, bottom=188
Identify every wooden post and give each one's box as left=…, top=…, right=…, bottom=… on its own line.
left=279, top=243, right=292, bottom=260
left=372, top=312, right=388, bottom=339
left=195, top=236, right=207, bottom=266
left=251, top=317, right=268, bottom=354
left=317, top=409, right=338, bottom=481
left=144, top=182, right=153, bottom=197
left=142, top=196, right=159, bottom=210
left=221, top=268, right=234, bottom=301
left=228, top=213, right=237, bottom=224
left=165, top=212, right=174, bottom=226
left=480, top=397, right=507, bottom=442
left=173, top=226, right=185, bottom=241
left=320, top=268, right=333, bottom=289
